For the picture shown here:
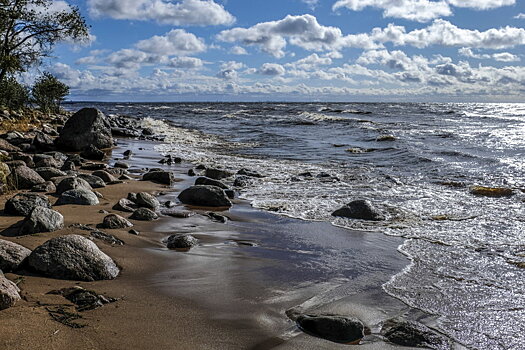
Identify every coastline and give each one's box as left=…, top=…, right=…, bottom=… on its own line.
left=0, top=109, right=448, bottom=349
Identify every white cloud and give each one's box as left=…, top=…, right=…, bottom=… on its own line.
left=492, top=52, right=521, bottom=62
left=168, top=57, right=204, bottom=68
left=286, top=53, right=332, bottom=70
left=88, top=0, right=235, bottom=26
left=106, top=49, right=166, bottom=69
left=459, top=48, right=520, bottom=62
left=221, top=61, right=246, bottom=70
left=514, top=13, right=525, bottom=19
left=258, top=63, right=286, bottom=76
left=136, top=29, right=207, bottom=55
left=230, top=46, right=248, bottom=55
left=447, top=0, right=515, bottom=10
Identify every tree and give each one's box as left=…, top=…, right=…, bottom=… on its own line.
left=0, top=0, right=88, bottom=83
left=0, top=76, right=28, bottom=109
left=32, top=72, right=68, bottom=113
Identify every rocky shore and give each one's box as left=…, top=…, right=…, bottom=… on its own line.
left=0, top=107, right=455, bottom=349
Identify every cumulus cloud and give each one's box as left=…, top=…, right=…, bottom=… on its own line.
left=168, top=57, right=204, bottom=68
left=230, top=46, right=248, bottom=55
left=333, top=0, right=515, bottom=22
left=514, top=13, right=525, bottom=19
left=285, top=53, right=332, bottom=70
left=136, top=29, right=206, bottom=55
left=459, top=48, right=520, bottom=62
left=88, top=0, right=235, bottom=26
left=492, top=52, right=521, bottom=62
left=258, top=63, right=286, bottom=76
left=105, top=49, right=166, bottom=70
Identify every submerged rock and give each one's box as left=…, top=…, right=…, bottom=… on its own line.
left=27, top=234, right=119, bottom=281
left=0, top=239, right=31, bottom=272
left=470, top=186, right=514, bottom=198
left=55, top=108, right=113, bottom=151
left=297, top=314, right=365, bottom=344
left=332, top=200, right=384, bottom=221
left=381, top=318, right=451, bottom=349
left=204, top=168, right=233, bottom=180
left=237, top=168, right=264, bottom=178
left=19, top=207, right=64, bottom=235
left=166, top=234, right=198, bottom=249
left=178, top=185, right=232, bottom=207
left=4, top=193, right=51, bottom=216
left=0, top=272, right=21, bottom=310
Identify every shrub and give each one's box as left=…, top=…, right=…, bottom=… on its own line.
left=32, top=72, right=69, bottom=113
left=0, top=77, right=29, bottom=110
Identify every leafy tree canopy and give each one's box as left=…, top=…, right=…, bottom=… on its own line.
left=32, top=71, right=68, bottom=113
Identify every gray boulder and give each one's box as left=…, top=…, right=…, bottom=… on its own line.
left=55, top=108, right=114, bottom=151
left=113, top=198, right=137, bottom=212
left=100, top=214, right=133, bottom=229
left=92, top=170, right=118, bottom=183
left=135, top=192, right=160, bottom=209
left=166, top=234, right=198, bottom=249
left=381, top=319, right=451, bottom=349
left=80, top=144, right=105, bottom=160
left=56, top=189, right=99, bottom=206
left=297, top=314, right=365, bottom=344
left=0, top=272, right=21, bottom=310
left=35, top=167, right=67, bottom=181
left=142, top=170, right=175, bottom=185
left=19, top=207, right=64, bottom=235
left=56, top=177, right=92, bottom=195
left=237, top=168, right=264, bottom=178
left=31, top=181, right=56, bottom=193
left=178, top=185, right=232, bottom=207
left=4, top=193, right=51, bottom=216
left=27, top=234, right=119, bottom=281
left=0, top=239, right=31, bottom=272
left=78, top=174, right=106, bottom=189
left=7, top=165, right=45, bottom=189
left=130, top=208, right=158, bottom=221
left=233, top=175, right=252, bottom=188
left=205, top=168, right=234, bottom=180
left=0, top=139, right=20, bottom=152
left=32, top=132, right=54, bottom=151
left=195, top=176, right=228, bottom=189
left=331, top=200, right=384, bottom=221
left=114, top=161, right=129, bottom=169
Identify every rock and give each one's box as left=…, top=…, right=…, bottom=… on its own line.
left=100, top=214, right=133, bottom=229
left=4, top=193, right=51, bottom=216
left=106, top=168, right=126, bottom=177
left=130, top=208, right=158, bottom=221
left=195, top=164, right=206, bottom=170
left=297, top=314, right=365, bottom=344
left=55, top=108, right=113, bottom=151
left=61, top=161, right=76, bottom=171
left=204, top=168, right=234, bottom=180
left=11, top=153, right=34, bottom=167
left=381, top=319, right=450, bottom=349
left=66, top=154, right=84, bottom=166
left=376, top=135, right=396, bottom=142
left=0, top=239, right=31, bottom=272
left=56, top=177, right=92, bottom=194
left=7, top=165, right=45, bottom=189
left=178, top=185, right=232, bottom=207
left=114, top=161, right=129, bottom=169
left=166, top=234, right=198, bottom=249
left=77, top=174, right=106, bottom=189
left=4, top=160, right=26, bottom=168
left=127, top=192, right=137, bottom=202
left=470, top=186, right=514, bottom=198
left=161, top=209, right=195, bottom=218
left=27, top=234, right=119, bottom=281
left=233, top=175, right=252, bottom=188
left=56, top=189, right=99, bottom=206
left=119, top=174, right=132, bottom=180
left=237, top=168, right=264, bottom=178
left=164, top=200, right=176, bottom=208
left=90, top=230, right=125, bottom=246
left=123, top=150, right=132, bottom=158
left=188, top=169, right=196, bottom=176
left=111, top=127, right=140, bottom=138
left=19, top=207, right=64, bottom=235
left=195, top=176, right=229, bottom=189
left=80, top=163, right=107, bottom=170
left=31, top=181, right=57, bottom=193
left=113, top=198, right=137, bottom=212
left=135, top=192, right=160, bottom=209
left=0, top=272, right=21, bottom=310
left=224, top=189, right=235, bottom=199
left=142, top=170, right=175, bottom=185
left=32, top=132, right=54, bottom=151
left=142, top=127, right=154, bottom=136
left=129, top=229, right=140, bottom=235
left=207, top=212, right=228, bottom=223
left=331, top=200, right=384, bottom=221
left=0, top=139, right=20, bottom=152
left=48, top=286, right=116, bottom=312
left=35, top=156, right=63, bottom=169
left=35, top=167, right=67, bottom=181
left=80, top=144, right=105, bottom=161
left=92, top=170, right=118, bottom=183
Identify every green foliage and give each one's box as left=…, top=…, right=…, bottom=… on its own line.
left=0, top=76, right=29, bottom=109
left=0, top=0, right=89, bottom=82
left=32, top=72, right=69, bottom=113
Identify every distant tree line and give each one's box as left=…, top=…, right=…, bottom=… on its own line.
left=0, top=0, right=88, bottom=112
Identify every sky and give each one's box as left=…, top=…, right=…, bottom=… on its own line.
left=34, top=0, right=525, bottom=102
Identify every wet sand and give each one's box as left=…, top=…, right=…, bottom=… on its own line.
left=0, top=138, right=418, bottom=349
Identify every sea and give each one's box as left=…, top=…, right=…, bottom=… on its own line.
left=67, top=102, right=525, bottom=349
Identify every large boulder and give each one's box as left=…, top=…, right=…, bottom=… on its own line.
left=4, top=193, right=51, bottom=216
left=331, top=200, right=384, bottom=221
left=0, top=239, right=31, bottom=272
left=19, top=207, right=64, bottom=235
left=195, top=176, right=229, bottom=189
left=178, top=185, right=232, bottom=207
left=7, top=165, right=45, bottom=189
left=32, top=132, right=55, bottom=152
left=100, top=214, right=133, bottom=229
left=55, top=108, right=113, bottom=151
left=135, top=192, right=160, bottom=209
left=381, top=319, right=450, bottom=349
left=0, top=272, right=21, bottom=310
left=27, top=235, right=119, bottom=281
left=56, top=177, right=92, bottom=195
left=142, top=170, right=175, bottom=185
left=56, top=189, right=99, bottom=206
left=297, top=315, right=365, bottom=344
